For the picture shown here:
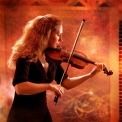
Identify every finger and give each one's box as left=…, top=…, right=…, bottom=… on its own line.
left=59, top=87, right=64, bottom=95
left=58, top=87, right=64, bottom=97
left=55, top=89, right=62, bottom=97
left=98, top=63, right=104, bottom=70
left=95, top=63, right=104, bottom=70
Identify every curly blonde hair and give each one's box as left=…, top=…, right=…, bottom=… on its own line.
left=8, top=14, right=62, bottom=69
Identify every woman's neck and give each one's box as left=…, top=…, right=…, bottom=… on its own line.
left=36, top=51, right=49, bottom=72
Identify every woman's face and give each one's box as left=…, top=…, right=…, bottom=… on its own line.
left=48, top=25, right=63, bottom=48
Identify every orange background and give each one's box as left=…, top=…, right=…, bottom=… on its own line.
left=0, top=0, right=120, bottom=122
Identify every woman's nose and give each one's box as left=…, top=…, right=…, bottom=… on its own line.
left=59, top=35, right=63, bottom=42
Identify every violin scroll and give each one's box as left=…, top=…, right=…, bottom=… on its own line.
left=103, top=67, right=113, bottom=76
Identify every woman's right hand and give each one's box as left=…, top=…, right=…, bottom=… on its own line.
left=49, top=83, right=64, bottom=97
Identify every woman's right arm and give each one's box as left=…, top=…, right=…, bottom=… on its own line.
left=15, top=81, right=64, bottom=96
left=14, top=58, right=64, bottom=96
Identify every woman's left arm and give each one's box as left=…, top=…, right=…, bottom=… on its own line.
left=62, top=63, right=104, bottom=90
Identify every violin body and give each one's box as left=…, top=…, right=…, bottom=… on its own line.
left=45, top=48, right=88, bottom=69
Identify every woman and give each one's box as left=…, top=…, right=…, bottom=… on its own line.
left=7, top=14, right=103, bottom=122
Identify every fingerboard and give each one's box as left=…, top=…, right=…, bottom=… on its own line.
left=119, top=20, right=122, bottom=122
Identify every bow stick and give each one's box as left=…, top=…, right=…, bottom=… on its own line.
left=54, top=19, right=86, bottom=104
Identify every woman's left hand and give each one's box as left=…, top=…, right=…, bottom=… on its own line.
left=90, top=63, right=105, bottom=77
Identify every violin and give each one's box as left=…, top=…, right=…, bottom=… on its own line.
left=45, top=47, right=113, bottom=76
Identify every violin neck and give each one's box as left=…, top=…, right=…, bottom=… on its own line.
left=73, top=54, right=95, bottom=65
